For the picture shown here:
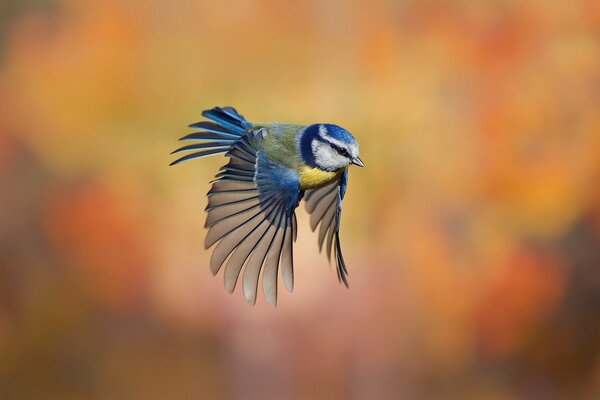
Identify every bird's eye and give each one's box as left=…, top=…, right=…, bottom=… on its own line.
left=335, top=146, right=350, bottom=158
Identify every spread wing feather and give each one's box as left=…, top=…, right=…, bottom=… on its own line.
left=170, top=114, right=249, bottom=166
left=304, top=170, right=349, bottom=287
left=202, top=129, right=301, bottom=306
left=173, top=107, right=303, bottom=306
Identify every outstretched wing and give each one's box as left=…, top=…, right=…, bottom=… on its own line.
left=205, top=129, right=301, bottom=306
left=170, top=106, right=252, bottom=166
left=304, top=170, right=349, bottom=286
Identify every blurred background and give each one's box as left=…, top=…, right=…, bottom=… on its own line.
left=1, top=0, right=600, bottom=398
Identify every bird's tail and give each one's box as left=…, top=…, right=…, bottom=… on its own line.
left=170, top=106, right=252, bottom=165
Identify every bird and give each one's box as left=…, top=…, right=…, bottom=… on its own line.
left=171, top=106, right=363, bottom=306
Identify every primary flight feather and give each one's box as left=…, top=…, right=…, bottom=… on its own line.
left=172, top=106, right=364, bottom=306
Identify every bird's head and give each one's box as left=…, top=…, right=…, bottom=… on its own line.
left=299, top=124, right=364, bottom=172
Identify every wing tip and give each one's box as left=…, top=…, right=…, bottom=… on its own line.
left=264, top=294, right=277, bottom=308
left=224, top=277, right=236, bottom=294
left=340, top=273, right=349, bottom=288
left=168, top=157, right=186, bottom=166
left=244, top=292, right=257, bottom=306
left=282, top=275, right=294, bottom=293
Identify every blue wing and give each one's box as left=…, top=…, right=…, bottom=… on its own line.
left=170, top=106, right=252, bottom=166
left=204, top=129, right=301, bottom=306
left=304, top=169, right=349, bottom=286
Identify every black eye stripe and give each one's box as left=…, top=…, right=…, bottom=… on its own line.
left=321, top=138, right=351, bottom=158
left=331, top=145, right=350, bottom=157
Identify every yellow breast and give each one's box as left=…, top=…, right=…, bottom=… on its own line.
left=298, top=165, right=342, bottom=190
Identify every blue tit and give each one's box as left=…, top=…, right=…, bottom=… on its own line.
left=171, top=106, right=364, bottom=306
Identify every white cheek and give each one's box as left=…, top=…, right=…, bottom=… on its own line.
left=314, top=145, right=347, bottom=171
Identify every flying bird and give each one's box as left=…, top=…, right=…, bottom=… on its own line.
left=172, top=107, right=363, bottom=306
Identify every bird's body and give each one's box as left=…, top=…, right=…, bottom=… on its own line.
left=248, top=122, right=344, bottom=190
left=172, top=107, right=363, bottom=306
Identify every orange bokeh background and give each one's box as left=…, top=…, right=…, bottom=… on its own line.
left=1, top=1, right=600, bottom=398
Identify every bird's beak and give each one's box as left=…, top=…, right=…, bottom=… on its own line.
left=352, top=157, right=365, bottom=167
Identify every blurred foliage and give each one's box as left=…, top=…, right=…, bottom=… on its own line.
left=0, top=0, right=55, bottom=60
left=1, top=0, right=600, bottom=399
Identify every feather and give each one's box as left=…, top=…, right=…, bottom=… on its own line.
left=171, top=142, right=231, bottom=154
left=309, top=195, right=336, bottom=231
left=292, top=212, right=298, bottom=241
left=179, top=131, right=238, bottom=141
left=211, top=175, right=255, bottom=183
left=318, top=203, right=336, bottom=251
left=209, top=180, right=255, bottom=194
left=334, top=233, right=348, bottom=287
left=242, top=205, right=285, bottom=305
left=262, top=218, right=286, bottom=306
left=170, top=148, right=230, bottom=166
left=209, top=199, right=278, bottom=275
left=220, top=161, right=254, bottom=172
left=325, top=225, right=335, bottom=260
left=217, top=166, right=255, bottom=177
left=222, top=203, right=281, bottom=293
left=205, top=196, right=276, bottom=249
left=228, top=159, right=255, bottom=170
left=280, top=218, right=294, bottom=292
left=206, top=190, right=258, bottom=211
left=227, top=147, right=256, bottom=165
left=305, top=182, right=337, bottom=213
left=205, top=197, right=261, bottom=227
left=188, top=121, right=242, bottom=137
left=304, top=170, right=350, bottom=287
left=235, top=139, right=257, bottom=159
left=202, top=107, right=251, bottom=134
left=220, top=106, right=249, bottom=123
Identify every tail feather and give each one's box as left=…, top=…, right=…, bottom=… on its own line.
left=171, top=106, right=252, bottom=166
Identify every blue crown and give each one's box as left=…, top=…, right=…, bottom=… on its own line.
left=320, top=124, right=356, bottom=145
